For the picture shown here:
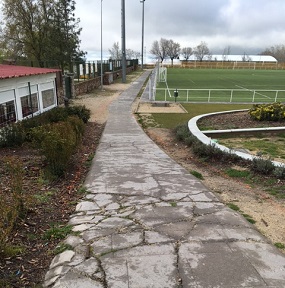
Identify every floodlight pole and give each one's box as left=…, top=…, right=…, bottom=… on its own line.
left=121, top=0, right=126, bottom=83
left=100, top=0, right=103, bottom=90
left=140, top=0, right=145, bottom=69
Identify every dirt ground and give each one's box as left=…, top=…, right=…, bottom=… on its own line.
left=74, top=81, right=285, bottom=250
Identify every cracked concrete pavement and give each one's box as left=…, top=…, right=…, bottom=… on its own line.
left=43, top=71, right=285, bottom=287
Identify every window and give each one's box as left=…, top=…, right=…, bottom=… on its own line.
left=0, top=101, right=16, bottom=127
left=42, top=89, right=55, bottom=108
left=21, top=93, right=39, bottom=117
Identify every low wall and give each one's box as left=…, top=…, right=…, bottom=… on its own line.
left=74, top=66, right=136, bottom=96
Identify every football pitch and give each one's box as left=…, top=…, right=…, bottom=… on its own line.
left=155, top=68, right=285, bottom=103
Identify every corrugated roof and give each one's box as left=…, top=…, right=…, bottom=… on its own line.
left=0, top=64, right=61, bottom=79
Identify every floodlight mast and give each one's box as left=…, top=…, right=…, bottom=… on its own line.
left=121, top=0, right=126, bottom=83
left=100, top=0, right=103, bottom=90
left=140, top=0, right=145, bottom=69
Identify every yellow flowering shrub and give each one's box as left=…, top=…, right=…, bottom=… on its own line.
left=249, top=102, right=285, bottom=121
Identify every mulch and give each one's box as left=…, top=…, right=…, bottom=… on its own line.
left=198, top=111, right=285, bottom=130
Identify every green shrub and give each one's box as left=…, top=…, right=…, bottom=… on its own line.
left=251, top=157, right=275, bottom=175
left=31, top=120, right=78, bottom=176
left=67, top=116, right=85, bottom=145
left=175, top=123, right=190, bottom=141
left=67, top=105, right=91, bottom=123
left=0, top=123, right=26, bottom=147
left=249, top=102, right=285, bottom=121
left=273, top=166, right=285, bottom=179
left=0, top=157, right=30, bottom=256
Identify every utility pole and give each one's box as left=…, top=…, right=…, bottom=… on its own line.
left=100, top=0, right=103, bottom=90
left=121, top=0, right=126, bottom=83
left=140, top=0, right=145, bottom=69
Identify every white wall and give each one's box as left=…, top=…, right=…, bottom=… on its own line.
left=0, top=73, right=57, bottom=122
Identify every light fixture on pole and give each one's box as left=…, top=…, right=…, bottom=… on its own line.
left=100, top=0, right=103, bottom=90
left=140, top=0, right=145, bottom=69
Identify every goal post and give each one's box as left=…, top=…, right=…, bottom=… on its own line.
left=158, top=66, right=167, bottom=82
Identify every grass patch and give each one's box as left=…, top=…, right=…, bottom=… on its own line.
left=34, top=190, right=55, bottom=203
left=219, top=135, right=285, bottom=161
left=227, top=203, right=256, bottom=224
left=1, top=245, right=25, bottom=258
left=227, top=203, right=240, bottom=211
left=242, top=213, right=256, bottom=224
left=77, top=186, right=88, bottom=195
left=190, top=170, right=204, bottom=180
left=152, top=103, right=251, bottom=129
left=226, top=168, right=251, bottom=178
left=274, top=242, right=285, bottom=249
left=43, top=224, right=74, bottom=240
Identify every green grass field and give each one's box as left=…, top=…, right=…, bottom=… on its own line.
left=155, top=68, right=285, bottom=103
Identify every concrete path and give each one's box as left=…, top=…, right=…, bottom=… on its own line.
left=44, top=71, right=285, bottom=288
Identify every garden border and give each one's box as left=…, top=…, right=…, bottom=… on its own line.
left=188, top=109, right=285, bottom=167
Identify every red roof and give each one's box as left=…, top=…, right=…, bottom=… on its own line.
left=0, top=64, right=61, bottom=79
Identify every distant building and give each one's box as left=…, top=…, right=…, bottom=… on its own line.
left=0, top=65, right=61, bottom=127
left=210, top=55, right=277, bottom=63
left=149, top=55, right=278, bottom=65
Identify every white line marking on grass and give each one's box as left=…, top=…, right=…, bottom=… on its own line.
left=165, top=81, right=172, bottom=98
left=235, top=85, right=271, bottom=99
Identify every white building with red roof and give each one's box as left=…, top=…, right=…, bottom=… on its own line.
left=0, top=65, right=61, bottom=127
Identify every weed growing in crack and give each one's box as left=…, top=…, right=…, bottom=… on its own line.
left=54, top=243, right=73, bottom=255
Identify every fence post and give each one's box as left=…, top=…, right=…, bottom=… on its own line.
left=187, top=89, right=189, bottom=102
left=275, top=90, right=279, bottom=102
left=208, top=90, right=211, bottom=102
left=252, top=90, right=256, bottom=102
left=230, top=90, right=233, bottom=102
left=149, top=77, right=152, bottom=100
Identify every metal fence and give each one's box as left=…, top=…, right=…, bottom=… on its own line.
left=154, top=88, right=285, bottom=103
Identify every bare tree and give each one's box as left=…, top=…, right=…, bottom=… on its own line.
left=166, top=39, right=180, bottom=67
left=181, top=47, right=193, bottom=61
left=260, top=44, right=285, bottom=62
left=222, top=46, right=231, bottom=61
left=126, top=49, right=140, bottom=60
left=242, top=52, right=252, bottom=62
left=109, top=42, right=121, bottom=60
left=194, top=41, right=210, bottom=62
left=150, top=38, right=168, bottom=63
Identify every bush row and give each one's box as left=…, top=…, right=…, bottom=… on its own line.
left=249, top=102, right=285, bottom=121
left=175, top=122, right=285, bottom=179
left=0, top=105, right=90, bottom=176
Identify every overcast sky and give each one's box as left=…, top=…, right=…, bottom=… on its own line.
left=75, top=0, right=285, bottom=60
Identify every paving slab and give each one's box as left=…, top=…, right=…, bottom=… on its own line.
left=43, top=71, right=285, bottom=287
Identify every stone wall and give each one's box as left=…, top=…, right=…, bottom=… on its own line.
left=74, top=65, right=136, bottom=97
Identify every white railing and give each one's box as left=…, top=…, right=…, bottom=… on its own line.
left=153, top=88, right=285, bottom=103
